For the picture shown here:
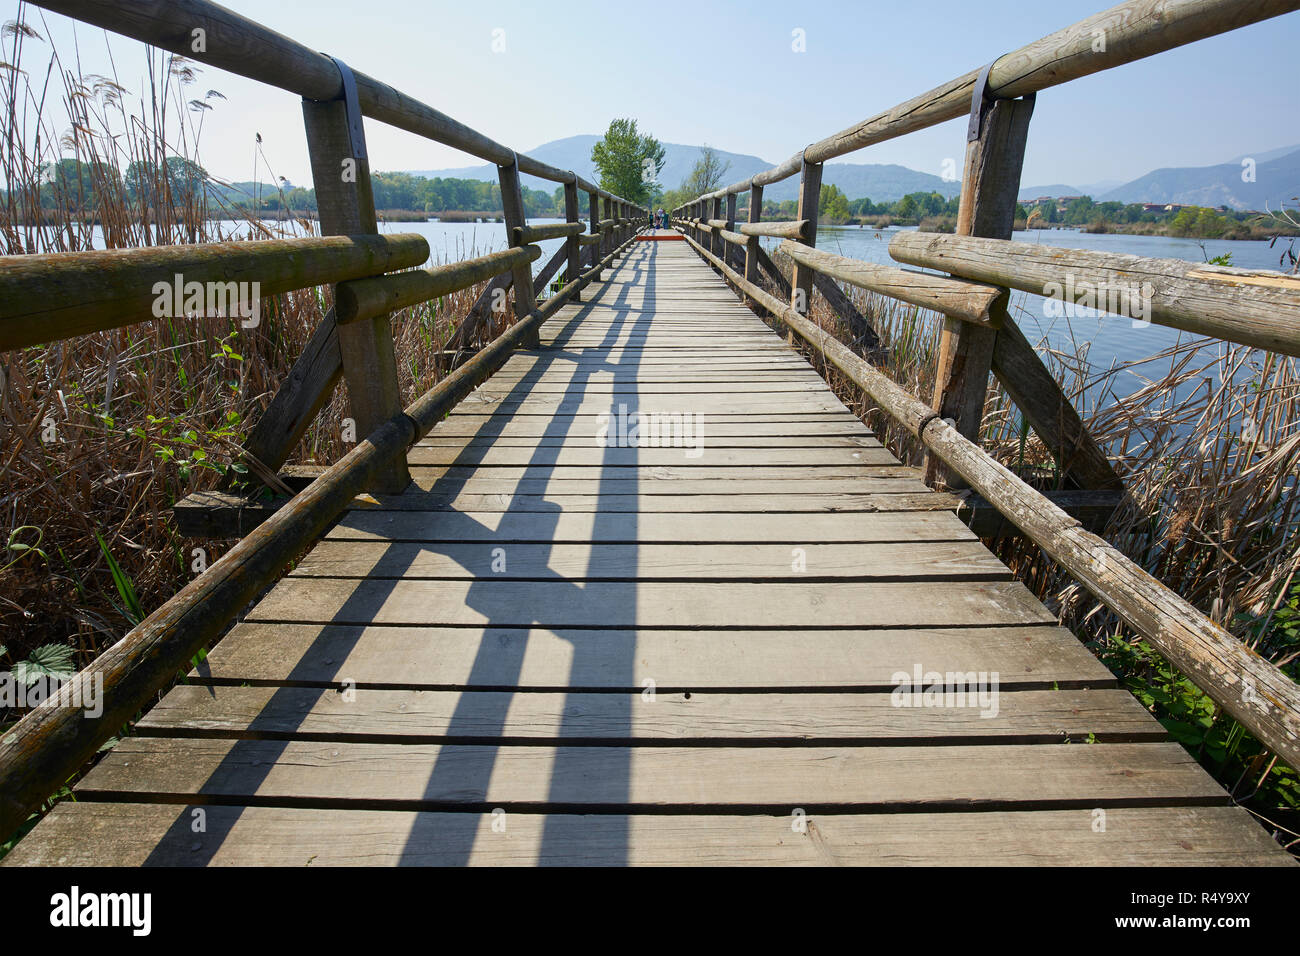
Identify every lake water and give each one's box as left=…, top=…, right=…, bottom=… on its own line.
left=761, top=225, right=1295, bottom=413
left=806, top=225, right=1291, bottom=368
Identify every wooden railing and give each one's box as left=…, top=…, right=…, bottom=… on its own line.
left=0, top=0, right=645, bottom=838
left=673, top=0, right=1300, bottom=769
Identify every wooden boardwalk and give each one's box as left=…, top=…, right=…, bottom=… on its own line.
left=8, top=240, right=1291, bottom=865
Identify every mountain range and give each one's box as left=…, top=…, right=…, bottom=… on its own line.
left=404, top=134, right=1300, bottom=211
left=406, top=134, right=959, bottom=204
left=1019, top=143, right=1300, bottom=209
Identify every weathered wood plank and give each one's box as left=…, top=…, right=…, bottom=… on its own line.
left=189, top=623, right=1118, bottom=689
left=289, top=540, right=1007, bottom=580
left=9, top=804, right=1289, bottom=867
left=73, top=738, right=1226, bottom=809
left=327, top=509, right=976, bottom=543
left=245, top=578, right=1057, bottom=628
left=345, top=492, right=955, bottom=514
left=138, top=686, right=1157, bottom=743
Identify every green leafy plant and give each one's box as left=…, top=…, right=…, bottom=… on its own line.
left=1, top=526, right=47, bottom=575
left=94, top=532, right=144, bottom=626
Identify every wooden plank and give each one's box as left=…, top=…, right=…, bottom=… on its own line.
left=290, top=540, right=1007, bottom=580
left=410, top=464, right=919, bottom=480
left=426, top=419, right=872, bottom=438
left=406, top=447, right=899, bottom=467
left=346, top=492, right=956, bottom=514
left=9, top=804, right=1290, bottom=867
left=137, top=686, right=1158, bottom=743
left=189, top=622, right=1117, bottom=689
left=402, top=476, right=928, bottom=496
left=245, top=578, right=1057, bottom=628
left=327, top=509, right=976, bottom=543
left=72, top=738, right=1227, bottom=809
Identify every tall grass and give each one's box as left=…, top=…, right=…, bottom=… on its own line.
left=765, top=248, right=1300, bottom=852
left=0, top=16, right=499, bottom=674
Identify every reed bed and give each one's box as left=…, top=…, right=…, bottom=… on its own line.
left=0, top=20, right=504, bottom=676
left=762, top=248, right=1300, bottom=850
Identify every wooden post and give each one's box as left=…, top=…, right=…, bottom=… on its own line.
left=744, top=184, right=763, bottom=308
left=790, top=158, right=823, bottom=317
left=588, top=190, right=602, bottom=280
left=710, top=197, right=723, bottom=259
left=301, top=95, right=409, bottom=493
left=563, top=181, right=581, bottom=301
left=725, top=192, right=738, bottom=270
left=602, top=196, right=613, bottom=261
left=925, top=92, right=1034, bottom=489
left=497, top=156, right=536, bottom=346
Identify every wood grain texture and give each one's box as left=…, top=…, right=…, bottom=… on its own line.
left=137, top=686, right=1158, bottom=744
left=189, top=622, right=1120, bottom=690
left=7, top=804, right=1289, bottom=867
left=73, top=737, right=1226, bottom=809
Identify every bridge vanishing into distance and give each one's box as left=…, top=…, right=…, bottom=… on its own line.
left=2, top=0, right=1300, bottom=866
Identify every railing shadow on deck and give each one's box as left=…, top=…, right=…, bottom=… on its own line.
left=140, top=243, right=661, bottom=866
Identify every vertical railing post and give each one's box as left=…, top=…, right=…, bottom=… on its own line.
left=563, top=180, right=581, bottom=301
left=497, top=154, right=537, bottom=346
left=587, top=189, right=602, bottom=280
left=301, top=83, right=410, bottom=493
left=710, top=196, right=723, bottom=259
left=602, top=196, right=612, bottom=261
left=790, top=157, right=823, bottom=319
left=725, top=192, right=738, bottom=270
left=925, top=83, right=1035, bottom=488
left=743, top=183, right=763, bottom=308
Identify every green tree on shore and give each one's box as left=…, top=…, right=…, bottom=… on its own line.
left=590, top=118, right=665, bottom=205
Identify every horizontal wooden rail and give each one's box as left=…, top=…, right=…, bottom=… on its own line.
left=577, top=234, right=602, bottom=246
left=0, top=234, right=429, bottom=351
left=0, top=228, right=645, bottom=842
left=681, top=0, right=1300, bottom=205
left=681, top=229, right=1300, bottom=770
left=890, top=232, right=1300, bottom=356
left=335, top=245, right=540, bottom=325
left=29, top=0, right=640, bottom=208
left=514, top=222, right=585, bottom=244
left=739, top=220, right=810, bottom=241
left=779, top=241, right=1005, bottom=326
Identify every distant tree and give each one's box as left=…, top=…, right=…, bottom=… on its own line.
left=819, top=183, right=851, bottom=224
left=590, top=118, right=665, bottom=205
left=680, top=146, right=731, bottom=201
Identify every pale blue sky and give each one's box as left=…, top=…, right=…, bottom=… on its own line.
left=16, top=0, right=1300, bottom=191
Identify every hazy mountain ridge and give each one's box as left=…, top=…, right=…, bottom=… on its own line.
left=405, top=134, right=1299, bottom=211
left=406, top=135, right=959, bottom=203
